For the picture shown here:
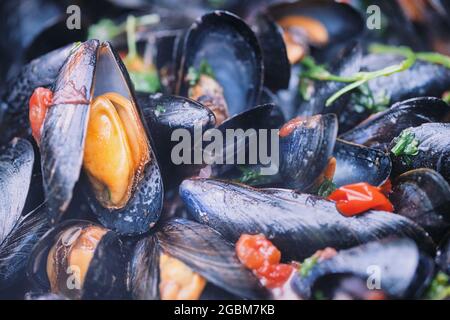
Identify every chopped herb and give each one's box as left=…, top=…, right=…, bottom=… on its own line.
left=299, top=255, right=319, bottom=277
left=299, top=77, right=315, bottom=101
left=316, top=178, right=337, bottom=198
left=391, top=129, right=420, bottom=157
left=425, top=272, right=450, bottom=300
left=129, top=70, right=160, bottom=93
left=154, top=105, right=166, bottom=117
left=351, top=83, right=390, bottom=114
left=235, top=166, right=270, bottom=186
left=187, top=59, right=215, bottom=86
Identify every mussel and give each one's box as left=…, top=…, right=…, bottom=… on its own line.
left=333, top=139, right=391, bottom=188
left=180, top=178, right=434, bottom=261
left=292, top=238, right=435, bottom=299
left=389, top=123, right=450, bottom=184
left=390, top=169, right=450, bottom=242
left=340, top=97, right=450, bottom=151
left=27, top=220, right=127, bottom=300
left=129, top=218, right=267, bottom=300
left=38, top=40, right=163, bottom=235
left=175, top=11, right=263, bottom=123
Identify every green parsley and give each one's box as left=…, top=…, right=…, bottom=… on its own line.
left=234, top=166, right=270, bottom=186
left=351, top=83, right=390, bottom=114
left=187, top=59, right=216, bottom=86
left=391, top=129, right=420, bottom=157
left=316, top=178, right=337, bottom=198
left=299, top=255, right=319, bottom=277
left=425, top=272, right=450, bottom=300
left=154, top=105, right=166, bottom=117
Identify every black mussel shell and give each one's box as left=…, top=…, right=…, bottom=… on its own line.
left=40, top=40, right=98, bottom=223
left=180, top=178, right=434, bottom=261
left=279, top=114, right=337, bottom=191
left=129, top=218, right=267, bottom=300
left=175, top=11, right=263, bottom=116
left=0, top=44, right=73, bottom=145
left=333, top=139, right=391, bottom=188
left=436, top=233, right=450, bottom=276
left=390, top=169, right=450, bottom=242
left=363, top=54, right=450, bottom=105
left=27, top=220, right=128, bottom=300
left=266, top=0, right=364, bottom=62
left=40, top=40, right=164, bottom=235
left=252, top=14, right=290, bottom=91
left=340, top=97, right=450, bottom=151
left=137, top=92, right=215, bottom=186
left=0, top=138, right=34, bottom=243
left=389, top=123, right=450, bottom=183
left=292, top=238, right=435, bottom=299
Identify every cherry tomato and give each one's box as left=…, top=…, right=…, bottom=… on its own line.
left=328, top=182, right=394, bottom=217
left=29, top=87, right=53, bottom=143
left=236, top=234, right=281, bottom=269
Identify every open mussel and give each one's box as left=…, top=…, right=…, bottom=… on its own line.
left=265, top=0, right=364, bottom=64
left=333, top=139, right=391, bottom=188
left=389, top=123, right=450, bottom=184
left=180, top=178, right=434, bottom=261
left=340, top=97, right=450, bottom=151
left=27, top=220, right=127, bottom=300
left=292, top=238, right=435, bottom=299
left=129, top=218, right=267, bottom=300
left=175, top=11, right=263, bottom=123
left=38, top=40, right=163, bottom=235
left=390, top=169, right=450, bottom=242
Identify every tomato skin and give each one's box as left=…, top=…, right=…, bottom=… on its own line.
left=236, top=234, right=293, bottom=289
left=29, top=87, right=53, bottom=143
left=328, top=182, right=394, bottom=217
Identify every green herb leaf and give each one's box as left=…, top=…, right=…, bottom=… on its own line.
left=154, top=105, right=166, bottom=117
left=425, top=272, right=450, bottom=300
left=87, top=19, right=122, bottom=41
left=187, top=59, right=215, bottom=86
left=235, top=166, right=269, bottom=186
left=299, top=255, right=319, bottom=277
left=350, top=84, right=390, bottom=114
left=390, top=130, right=420, bottom=157
left=316, top=178, right=337, bottom=198
left=129, top=70, right=160, bottom=93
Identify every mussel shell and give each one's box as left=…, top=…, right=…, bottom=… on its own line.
left=266, top=0, right=364, bottom=62
left=0, top=44, right=73, bottom=145
left=333, top=139, right=391, bottom=187
left=389, top=123, right=450, bottom=182
left=292, top=238, right=435, bottom=299
left=0, top=138, right=34, bottom=243
left=0, top=204, right=50, bottom=290
left=363, top=54, right=450, bottom=104
left=180, top=178, right=434, bottom=261
left=340, top=97, right=450, bottom=151
left=138, top=92, right=215, bottom=186
left=40, top=40, right=98, bottom=223
left=175, top=11, right=263, bottom=115
left=252, top=14, right=290, bottom=91
left=279, top=114, right=337, bottom=191
left=27, top=220, right=128, bottom=300
left=129, top=218, right=267, bottom=300
left=390, top=169, right=450, bottom=242
left=436, top=232, right=450, bottom=276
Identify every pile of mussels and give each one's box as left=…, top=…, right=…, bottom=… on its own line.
left=1, top=0, right=450, bottom=300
